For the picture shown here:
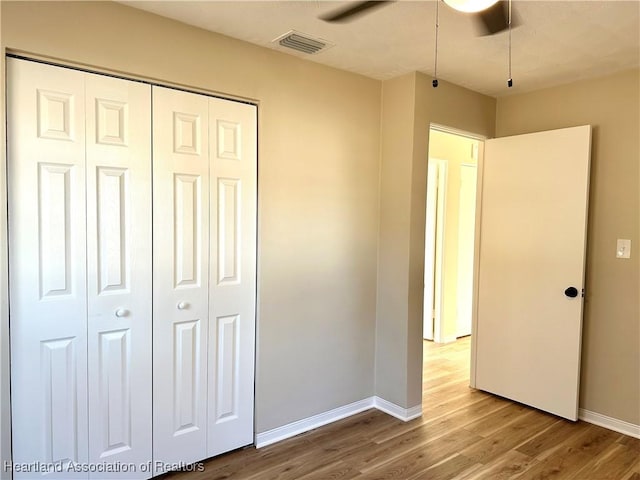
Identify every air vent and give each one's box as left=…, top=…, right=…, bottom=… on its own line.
left=272, top=30, right=333, bottom=55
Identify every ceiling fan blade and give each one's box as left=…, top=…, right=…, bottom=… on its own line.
left=475, top=0, right=519, bottom=36
left=320, top=1, right=394, bottom=23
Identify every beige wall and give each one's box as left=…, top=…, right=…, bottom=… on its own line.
left=496, top=69, right=640, bottom=425
left=1, top=4, right=636, bottom=471
left=428, top=130, right=478, bottom=341
left=376, top=72, right=495, bottom=409
left=375, top=73, right=416, bottom=407
left=0, top=0, right=381, bottom=436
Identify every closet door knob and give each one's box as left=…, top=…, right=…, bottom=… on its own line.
left=177, top=301, right=189, bottom=310
left=115, top=308, right=129, bottom=318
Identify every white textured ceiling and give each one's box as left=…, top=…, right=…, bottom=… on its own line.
left=121, top=0, right=640, bottom=97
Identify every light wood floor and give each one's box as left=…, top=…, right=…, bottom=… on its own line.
left=163, top=337, right=639, bottom=479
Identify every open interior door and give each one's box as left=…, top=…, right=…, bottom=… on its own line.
left=474, top=125, right=591, bottom=421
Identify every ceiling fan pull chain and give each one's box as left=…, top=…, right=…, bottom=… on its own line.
left=433, top=0, right=440, bottom=87
left=507, top=0, right=513, bottom=87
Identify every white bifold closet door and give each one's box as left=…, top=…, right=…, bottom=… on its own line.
left=152, top=87, right=210, bottom=468
left=152, top=87, right=256, bottom=468
left=85, top=73, right=152, bottom=478
left=8, top=58, right=256, bottom=479
left=8, top=58, right=152, bottom=479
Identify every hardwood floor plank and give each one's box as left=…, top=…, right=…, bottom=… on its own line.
left=423, top=376, right=471, bottom=397
left=305, top=409, right=399, bottom=448
left=515, top=424, right=622, bottom=479
left=422, top=394, right=513, bottom=433
left=572, top=442, right=640, bottom=480
left=359, top=429, right=483, bottom=477
left=420, top=388, right=490, bottom=423
left=516, top=418, right=590, bottom=460
left=618, top=434, right=640, bottom=451
left=409, top=454, right=478, bottom=480
left=460, top=409, right=558, bottom=465
left=333, top=423, right=442, bottom=472
left=453, top=450, right=538, bottom=480
left=161, top=337, right=638, bottom=480
left=371, top=391, right=498, bottom=446
left=296, top=460, right=360, bottom=480
left=462, top=400, right=531, bottom=437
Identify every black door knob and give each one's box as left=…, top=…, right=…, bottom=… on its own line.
left=564, top=287, right=579, bottom=298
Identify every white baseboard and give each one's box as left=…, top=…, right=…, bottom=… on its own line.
left=373, top=396, right=422, bottom=422
left=256, top=403, right=640, bottom=451
left=579, top=408, right=640, bottom=439
left=255, top=398, right=375, bottom=448
left=255, top=396, right=422, bottom=448
left=433, top=335, right=457, bottom=344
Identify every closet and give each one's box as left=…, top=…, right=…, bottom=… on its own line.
left=7, top=58, right=256, bottom=479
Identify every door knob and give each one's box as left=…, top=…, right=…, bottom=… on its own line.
left=564, top=287, right=579, bottom=298
left=177, top=301, right=189, bottom=310
left=115, top=308, right=129, bottom=318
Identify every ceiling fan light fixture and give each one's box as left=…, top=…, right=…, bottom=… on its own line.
left=443, top=0, right=500, bottom=13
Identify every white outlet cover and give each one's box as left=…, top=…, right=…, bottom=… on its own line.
left=616, top=239, right=631, bottom=259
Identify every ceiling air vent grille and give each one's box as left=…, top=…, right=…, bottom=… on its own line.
left=273, top=31, right=331, bottom=55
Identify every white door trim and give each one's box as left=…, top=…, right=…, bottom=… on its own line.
left=469, top=142, right=485, bottom=388
left=456, top=163, right=477, bottom=338
left=0, top=49, right=12, bottom=480
left=432, top=159, right=448, bottom=344
left=430, top=123, right=487, bottom=141
left=428, top=159, right=448, bottom=344
left=423, top=159, right=445, bottom=341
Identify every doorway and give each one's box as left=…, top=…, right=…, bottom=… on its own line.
left=423, top=126, right=483, bottom=345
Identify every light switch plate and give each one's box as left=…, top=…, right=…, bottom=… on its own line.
left=616, top=239, right=631, bottom=259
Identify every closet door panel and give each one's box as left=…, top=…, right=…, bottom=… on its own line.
left=208, top=99, right=257, bottom=456
left=8, top=58, right=89, bottom=477
left=86, top=75, right=152, bottom=478
left=152, top=86, right=209, bottom=470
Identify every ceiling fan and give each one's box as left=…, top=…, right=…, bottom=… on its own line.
left=320, top=0, right=518, bottom=36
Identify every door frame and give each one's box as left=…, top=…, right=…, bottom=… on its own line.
left=456, top=162, right=478, bottom=338
left=0, top=53, right=260, bottom=477
left=0, top=48, right=11, bottom=480
left=427, top=123, right=486, bottom=388
left=423, top=158, right=448, bottom=343
left=469, top=147, right=485, bottom=389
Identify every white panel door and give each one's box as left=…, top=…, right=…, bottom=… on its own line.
left=152, top=86, right=210, bottom=470
left=8, top=58, right=89, bottom=477
left=474, top=125, right=591, bottom=420
left=207, top=98, right=257, bottom=457
left=86, top=75, right=152, bottom=478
